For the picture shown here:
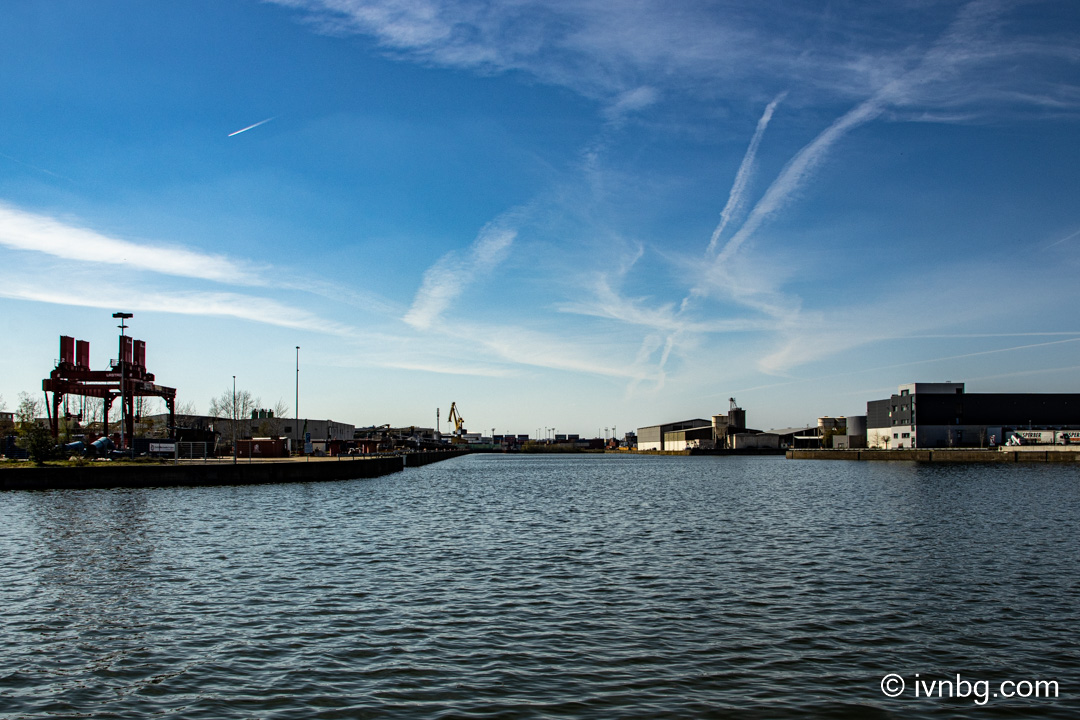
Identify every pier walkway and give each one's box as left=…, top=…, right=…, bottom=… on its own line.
left=787, top=448, right=1080, bottom=463
left=0, top=450, right=467, bottom=491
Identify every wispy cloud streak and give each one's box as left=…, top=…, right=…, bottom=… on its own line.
left=704, top=0, right=1021, bottom=319
left=558, top=275, right=766, bottom=334
left=404, top=219, right=516, bottom=330
left=452, top=322, right=647, bottom=380
left=706, top=92, right=786, bottom=255
left=715, top=95, right=887, bottom=265
left=374, top=359, right=515, bottom=378
left=0, top=201, right=263, bottom=284
left=272, top=0, right=1080, bottom=119
left=730, top=340, right=1080, bottom=397
left=0, top=279, right=357, bottom=336
left=267, top=0, right=1080, bottom=394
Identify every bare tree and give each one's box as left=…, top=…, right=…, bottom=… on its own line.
left=134, top=395, right=159, bottom=420
left=15, top=392, right=42, bottom=427
left=81, top=397, right=104, bottom=428
left=133, top=396, right=161, bottom=438
left=209, top=387, right=258, bottom=446
left=273, top=398, right=290, bottom=419
left=175, top=399, right=199, bottom=416
left=253, top=399, right=291, bottom=437
left=209, top=388, right=257, bottom=421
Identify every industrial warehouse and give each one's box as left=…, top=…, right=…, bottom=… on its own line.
left=636, top=399, right=786, bottom=452
left=636, top=383, right=1080, bottom=454
left=866, top=382, right=1080, bottom=449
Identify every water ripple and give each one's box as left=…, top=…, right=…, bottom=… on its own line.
left=1, top=455, right=1078, bottom=718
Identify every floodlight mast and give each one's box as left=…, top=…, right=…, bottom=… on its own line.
left=113, top=312, right=133, bottom=451
left=233, top=375, right=237, bottom=465
left=295, top=346, right=300, bottom=455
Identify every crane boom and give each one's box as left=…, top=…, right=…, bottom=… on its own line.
left=447, top=402, right=466, bottom=443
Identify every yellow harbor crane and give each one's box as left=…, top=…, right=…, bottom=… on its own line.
left=447, top=402, right=466, bottom=444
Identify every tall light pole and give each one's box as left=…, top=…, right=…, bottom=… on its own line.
left=112, top=312, right=132, bottom=451
left=295, top=346, right=300, bottom=456
left=232, top=374, right=237, bottom=465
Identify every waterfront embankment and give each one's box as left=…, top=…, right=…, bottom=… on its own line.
left=631, top=448, right=786, bottom=457
left=0, top=450, right=468, bottom=491
left=787, top=448, right=1080, bottom=462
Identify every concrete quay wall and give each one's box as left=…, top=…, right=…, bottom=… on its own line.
left=0, top=450, right=468, bottom=491
left=787, top=449, right=1080, bottom=463
left=404, top=449, right=468, bottom=467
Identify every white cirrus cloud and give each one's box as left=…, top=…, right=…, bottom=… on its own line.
left=0, top=201, right=264, bottom=285
left=271, top=0, right=1080, bottom=117
left=404, top=219, right=516, bottom=330
left=0, top=277, right=358, bottom=337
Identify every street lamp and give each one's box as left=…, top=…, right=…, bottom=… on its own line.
left=112, top=312, right=132, bottom=452
left=295, top=346, right=300, bottom=456
left=232, top=374, right=237, bottom=465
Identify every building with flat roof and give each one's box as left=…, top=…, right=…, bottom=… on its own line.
left=867, top=382, right=1080, bottom=449
left=144, top=413, right=355, bottom=452
left=638, top=400, right=760, bottom=451
left=637, top=419, right=712, bottom=452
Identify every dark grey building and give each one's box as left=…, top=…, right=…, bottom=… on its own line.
left=867, top=382, right=1080, bottom=448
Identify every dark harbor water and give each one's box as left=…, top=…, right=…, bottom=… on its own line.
left=1, top=454, right=1078, bottom=718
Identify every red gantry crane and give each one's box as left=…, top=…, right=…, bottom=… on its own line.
left=42, top=323, right=177, bottom=449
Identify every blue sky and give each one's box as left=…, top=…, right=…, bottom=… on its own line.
left=1, top=0, right=1079, bottom=436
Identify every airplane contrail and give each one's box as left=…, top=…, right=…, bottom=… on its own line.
left=228, top=117, right=275, bottom=137
left=0, top=151, right=70, bottom=180
left=706, top=92, right=786, bottom=255
left=1046, top=227, right=1080, bottom=249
